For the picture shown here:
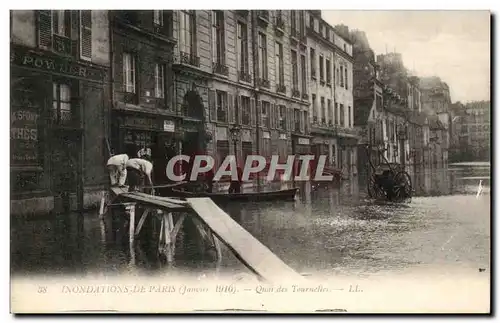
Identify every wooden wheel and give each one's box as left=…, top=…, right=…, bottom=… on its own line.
left=393, top=171, right=412, bottom=200
left=368, top=173, right=385, bottom=199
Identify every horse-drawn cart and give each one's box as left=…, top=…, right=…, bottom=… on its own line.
left=365, top=145, right=413, bottom=202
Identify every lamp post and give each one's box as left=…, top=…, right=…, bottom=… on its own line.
left=229, top=125, right=241, bottom=165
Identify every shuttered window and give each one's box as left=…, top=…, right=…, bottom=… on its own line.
left=37, top=10, right=53, bottom=49
left=80, top=10, right=92, bottom=60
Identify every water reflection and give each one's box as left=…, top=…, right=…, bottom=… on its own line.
left=11, top=165, right=490, bottom=278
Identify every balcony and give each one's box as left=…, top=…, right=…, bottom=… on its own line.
left=257, top=78, right=270, bottom=89
left=257, top=10, right=269, bottom=24
left=292, top=88, right=300, bottom=98
left=213, top=61, right=229, bottom=76
left=52, top=34, right=74, bottom=56
left=275, top=17, right=285, bottom=34
left=178, top=51, right=200, bottom=67
left=302, top=93, right=309, bottom=100
left=236, top=10, right=249, bottom=18
left=276, top=83, right=286, bottom=94
left=238, top=70, right=252, bottom=83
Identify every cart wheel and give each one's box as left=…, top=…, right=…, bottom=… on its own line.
left=393, top=171, right=412, bottom=200
left=368, top=173, right=385, bottom=199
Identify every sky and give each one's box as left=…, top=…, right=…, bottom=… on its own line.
left=322, top=11, right=491, bottom=103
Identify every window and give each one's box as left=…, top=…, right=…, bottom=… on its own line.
left=300, top=54, right=307, bottom=94
left=321, top=97, right=326, bottom=123
left=216, top=90, right=227, bottom=122
left=179, top=10, right=195, bottom=55
left=275, top=42, right=284, bottom=85
left=303, top=111, right=308, bottom=133
left=261, top=101, right=270, bottom=128
left=340, top=65, right=344, bottom=87
left=312, top=94, right=317, bottom=122
left=335, top=103, right=339, bottom=125
left=237, top=22, right=249, bottom=73
left=345, top=66, right=348, bottom=90
left=336, top=65, right=340, bottom=86
left=279, top=105, right=286, bottom=129
left=154, top=63, right=165, bottom=98
left=259, top=33, right=268, bottom=79
left=319, top=55, right=324, bottom=82
left=348, top=106, right=352, bottom=127
left=212, top=11, right=225, bottom=65
left=309, top=15, right=314, bottom=29
left=53, top=10, right=70, bottom=37
left=153, top=10, right=163, bottom=26
left=291, top=10, right=297, bottom=34
left=340, top=104, right=344, bottom=127
left=326, top=59, right=331, bottom=84
left=241, top=96, right=251, bottom=125
left=291, top=50, right=298, bottom=90
left=294, top=109, right=301, bottom=132
left=299, top=11, right=305, bottom=36
left=52, top=83, right=72, bottom=124
left=123, top=52, right=136, bottom=93
left=79, top=11, right=92, bottom=59
left=327, top=99, right=333, bottom=124
left=310, top=48, right=316, bottom=79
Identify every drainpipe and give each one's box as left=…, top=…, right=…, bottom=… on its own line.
left=251, top=11, right=261, bottom=191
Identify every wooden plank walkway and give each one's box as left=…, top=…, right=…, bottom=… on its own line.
left=107, top=187, right=304, bottom=283
left=186, top=197, right=304, bottom=283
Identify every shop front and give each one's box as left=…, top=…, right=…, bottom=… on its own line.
left=111, top=108, right=181, bottom=184
left=291, top=135, right=312, bottom=179
left=10, top=44, right=108, bottom=215
left=338, top=136, right=359, bottom=179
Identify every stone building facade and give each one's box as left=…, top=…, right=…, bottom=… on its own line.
left=11, top=10, right=110, bottom=215
left=172, top=10, right=311, bottom=177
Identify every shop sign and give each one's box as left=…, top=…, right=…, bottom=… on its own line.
left=11, top=108, right=40, bottom=166
left=298, top=138, right=310, bottom=145
left=263, top=131, right=271, bottom=139
left=123, top=116, right=160, bottom=131
left=279, top=133, right=287, bottom=140
left=11, top=46, right=104, bottom=81
left=163, top=120, right=175, bottom=132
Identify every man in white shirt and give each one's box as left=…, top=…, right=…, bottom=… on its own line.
left=106, top=154, right=129, bottom=187
left=126, top=158, right=154, bottom=192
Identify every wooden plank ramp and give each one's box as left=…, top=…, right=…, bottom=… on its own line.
left=108, top=187, right=304, bottom=283
left=186, top=197, right=304, bottom=283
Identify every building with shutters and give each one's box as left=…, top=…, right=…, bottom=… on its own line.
left=108, top=11, right=179, bottom=185
left=172, top=10, right=311, bottom=178
left=306, top=11, right=339, bottom=173
left=10, top=10, right=110, bottom=216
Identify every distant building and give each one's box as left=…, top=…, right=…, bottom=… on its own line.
left=452, top=101, right=491, bottom=161
left=307, top=13, right=357, bottom=178
left=419, top=76, right=452, bottom=164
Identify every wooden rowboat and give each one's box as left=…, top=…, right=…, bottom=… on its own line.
left=169, top=187, right=299, bottom=203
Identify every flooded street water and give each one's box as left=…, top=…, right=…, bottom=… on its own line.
left=11, top=164, right=490, bottom=281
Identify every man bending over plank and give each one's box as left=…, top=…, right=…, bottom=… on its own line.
left=126, top=158, right=154, bottom=193
left=106, top=154, right=129, bottom=187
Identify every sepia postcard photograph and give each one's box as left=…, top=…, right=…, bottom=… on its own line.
left=7, top=3, right=492, bottom=315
